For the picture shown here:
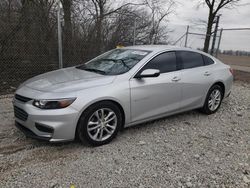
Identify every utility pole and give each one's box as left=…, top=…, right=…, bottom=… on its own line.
left=184, top=25, right=189, bottom=47
left=211, top=14, right=221, bottom=56
left=216, top=28, right=223, bottom=57
left=57, top=0, right=63, bottom=69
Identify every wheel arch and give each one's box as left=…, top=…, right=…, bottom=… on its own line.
left=212, top=81, right=225, bottom=98
left=75, top=99, right=126, bottom=139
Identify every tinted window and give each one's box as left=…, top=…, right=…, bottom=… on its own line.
left=141, top=52, right=177, bottom=73
left=178, top=51, right=204, bottom=69
left=203, top=55, right=214, bottom=65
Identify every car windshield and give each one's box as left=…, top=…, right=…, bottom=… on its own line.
left=76, top=49, right=151, bottom=75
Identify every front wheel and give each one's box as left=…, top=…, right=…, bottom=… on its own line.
left=77, top=101, right=122, bottom=146
left=201, top=85, right=223, bottom=114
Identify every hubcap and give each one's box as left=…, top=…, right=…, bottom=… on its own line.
left=87, top=108, right=117, bottom=141
left=208, top=89, right=221, bottom=111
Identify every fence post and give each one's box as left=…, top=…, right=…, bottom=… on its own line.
left=211, top=15, right=221, bottom=56
left=57, top=0, right=63, bottom=69
left=184, top=25, right=189, bottom=47
left=133, top=19, right=136, bottom=45
left=216, top=29, right=223, bottom=57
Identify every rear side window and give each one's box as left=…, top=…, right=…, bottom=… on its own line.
left=203, top=55, right=214, bottom=65
left=141, top=52, right=177, bottom=73
left=178, top=51, right=204, bottom=69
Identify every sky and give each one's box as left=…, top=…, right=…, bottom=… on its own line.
left=167, top=0, right=250, bottom=51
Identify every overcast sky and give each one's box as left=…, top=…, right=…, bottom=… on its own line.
left=167, top=0, right=250, bottom=51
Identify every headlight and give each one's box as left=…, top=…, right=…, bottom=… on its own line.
left=33, top=98, right=76, bottom=109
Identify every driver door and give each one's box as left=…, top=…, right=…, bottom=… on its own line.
left=129, top=51, right=182, bottom=122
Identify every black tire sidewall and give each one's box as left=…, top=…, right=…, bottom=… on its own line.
left=77, top=101, right=122, bottom=146
left=202, top=85, right=223, bottom=114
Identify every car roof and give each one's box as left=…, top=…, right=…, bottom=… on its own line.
left=123, top=45, right=188, bottom=51
left=123, top=45, right=210, bottom=56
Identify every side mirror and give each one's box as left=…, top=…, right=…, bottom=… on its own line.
left=135, top=69, right=160, bottom=79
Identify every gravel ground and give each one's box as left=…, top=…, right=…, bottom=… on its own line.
left=0, top=81, right=249, bottom=188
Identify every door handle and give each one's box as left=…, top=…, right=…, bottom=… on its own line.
left=204, top=71, right=211, bottom=76
left=172, top=76, right=181, bottom=82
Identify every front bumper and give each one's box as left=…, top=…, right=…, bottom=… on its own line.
left=13, top=97, right=80, bottom=142
left=15, top=121, right=51, bottom=141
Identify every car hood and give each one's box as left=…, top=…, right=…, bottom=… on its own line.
left=23, top=67, right=116, bottom=92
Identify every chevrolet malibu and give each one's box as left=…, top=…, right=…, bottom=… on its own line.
left=13, top=45, right=233, bottom=146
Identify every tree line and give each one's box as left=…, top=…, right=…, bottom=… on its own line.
left=0, top=0, right=243, bottom=66
left=0, top=0, right=177, bottom=67
left=221, top=50, right=250, bottom=56
left=0, top=0, right=244, bottom=94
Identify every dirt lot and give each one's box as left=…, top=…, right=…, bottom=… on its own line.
left=218, top=55, right=250, bottom=68
left=0, top=80, right=250, bottom=188
left=218, top=55, right=250, bottom=74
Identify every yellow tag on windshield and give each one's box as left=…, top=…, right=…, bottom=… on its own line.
left=116, top=44, right=124, bottom=48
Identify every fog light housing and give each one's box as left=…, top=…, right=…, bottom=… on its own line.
left=35, top=123, right=54, bottom=133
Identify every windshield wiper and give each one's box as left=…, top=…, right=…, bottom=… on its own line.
left=83, top=68, right=106, bottom=75
left=76, top=65, right=106, bottom=75
left=102, top=58, right=130, bottom=69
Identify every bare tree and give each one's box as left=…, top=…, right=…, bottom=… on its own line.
left=199, top=0, right=241, bottom=52
left=145, top=0, right=175, bottom=44
left=61, top=0, right=72, bottom=66
left=0, top=0, right=178, bottom=92
left=84, top=0, right=145, bottom=55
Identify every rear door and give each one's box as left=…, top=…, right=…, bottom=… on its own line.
left=176, top=51, right=214, bottom=110
left=129, top=51, right=182, bottom=122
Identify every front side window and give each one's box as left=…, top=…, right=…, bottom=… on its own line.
left=76, top=49, right=151, bottom=75
left=140, top=52, right=177, bottom=74
left=178, top=51, right=204, bottom=69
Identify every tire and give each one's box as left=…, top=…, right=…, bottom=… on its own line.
left=77, top=101, right=122, bottom=146
left=201, top=84, right=223, bottom=115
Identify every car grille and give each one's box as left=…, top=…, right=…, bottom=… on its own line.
left=15, top=94, right=32, bottom=103
left=14, top=106, right=28, bottom=121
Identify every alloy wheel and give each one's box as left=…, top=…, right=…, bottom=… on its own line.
left=87, top=108, right=117, bottom=141
left=208, top=89, right=222, bottom=111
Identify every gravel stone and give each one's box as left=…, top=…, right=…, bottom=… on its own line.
left=138, top=141, right=146, bottom=145
left=0, top=81, right=249, bottom=187
left=243, top=176, right=250, bottom=183
left=194, top=154, right=200, bottom=159
left=186, top=181, right=192, bottom=187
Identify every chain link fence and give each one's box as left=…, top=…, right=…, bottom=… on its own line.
left=0, top=3, right=58, bottom=94
left=0, top=1, right=90, bottom=95
left=172, top=24, right=250, bottom=56
left=0, top=2, right=249, bottom=95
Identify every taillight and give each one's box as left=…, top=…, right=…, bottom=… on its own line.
left=229, top=68, right=234, bottom=75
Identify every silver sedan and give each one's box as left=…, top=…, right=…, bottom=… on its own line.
left=13, top=45, right=233, bottom=146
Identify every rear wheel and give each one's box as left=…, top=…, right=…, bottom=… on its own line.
left=201, top=85, right=223, bottom=114
left=77, top=101, right=122, bottom=146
